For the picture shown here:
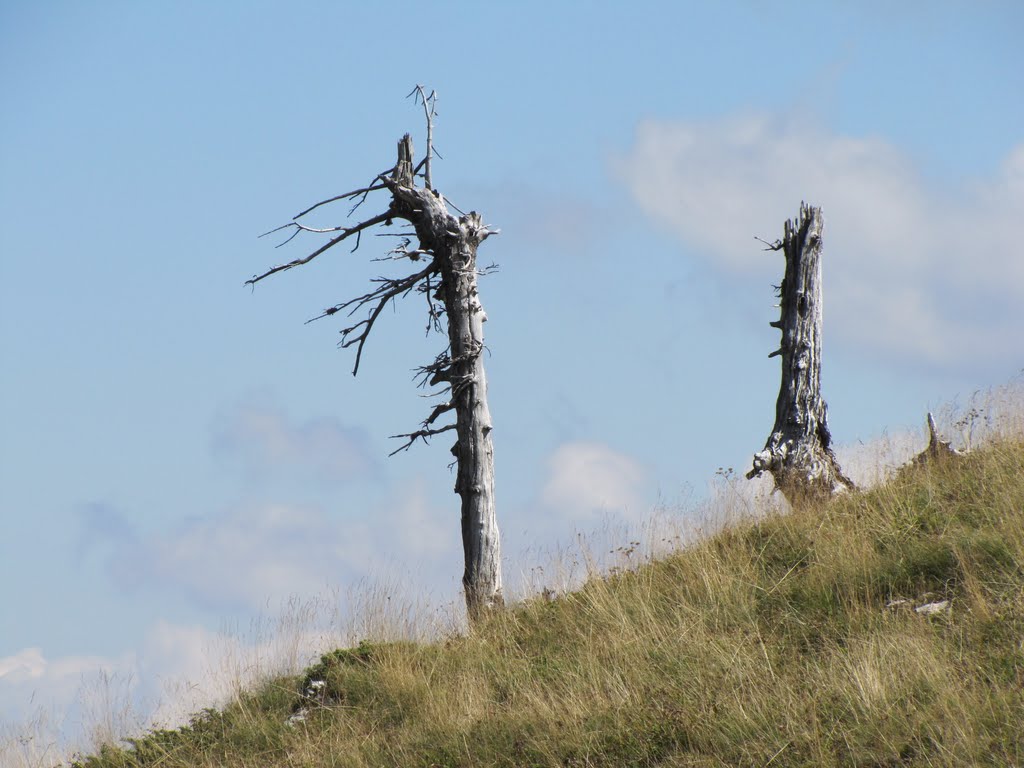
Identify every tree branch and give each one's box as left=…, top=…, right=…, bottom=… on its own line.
left=409, top=85, right=437, bottom=190
left=349, top=161, right=423, bottom=216
left=423, top=399, right=456, bottom=426
left=313, top=261, right=439, bottom=375
left=247, top=211, right=391, bottom=286
left=293, top=177, right=390, bottom=220
left=370, top=237, right=433, bottom=263
left=411, top=343, right=481, bottom=390
left=754, top=235, right=784, bottom=251
left=388, top=423, right=456, bottom=456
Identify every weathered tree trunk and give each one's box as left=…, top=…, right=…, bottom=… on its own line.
left=747, top=203, right=854, bottom=502
left=249, top=95, right=504, bottom=623
left=385, top=143, right=503, bottom=620
left=440, top=223, right=502, bottom=621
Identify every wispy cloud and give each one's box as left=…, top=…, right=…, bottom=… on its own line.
left=0, top=648, right=48, bottom=682
left=76, top=442, right=650, bottom=613
left=613, top=114, right=1024, bottom=370
left=79, top=485, right=460, bottom=613
left=0, top=646, right=136, bottom=751
left=137, top=502, right=373, bottom=610
left=212, top=402, right=380, bottom=485
left=540, top=441, right=648, bottom=524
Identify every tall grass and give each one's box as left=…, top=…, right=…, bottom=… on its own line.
left=66, top=418, right=1024, bottom=766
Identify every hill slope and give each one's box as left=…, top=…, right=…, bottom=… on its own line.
left=73, top=440, right=1024, bottom=767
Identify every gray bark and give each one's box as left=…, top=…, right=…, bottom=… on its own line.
left=747, top=203, right=854, bottom=502
left=250, top=113, right=503, bottom=622
left=384, top=136, right=503, bottom=621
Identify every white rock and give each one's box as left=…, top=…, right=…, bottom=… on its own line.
left=915, top=600, right=950, bottom=615
left=286, top=707, right=310, bottom=727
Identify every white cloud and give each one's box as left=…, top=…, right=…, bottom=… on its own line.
left=389, top=478, right=459, bottom=561
left=0, top=648, right=47, bottom=682
left=0, top=645, right=136, bottom=759
left=0, top=648, right=126, bottom=696
left=212, top=402, right=379, bottom=484
left=85, top=483, right=461, bottom=613
left=0, top=614, right=346, bottom=762
left=540, top=441, right=648, bottom=523
left=115, top=502, right=376, bottom=611
left=614, top=114, right=1024, bottom=369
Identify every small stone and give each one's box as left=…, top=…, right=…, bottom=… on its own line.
left=286, top=707, right=310, bottom=727
left=915, top=600, right=950, bottom=615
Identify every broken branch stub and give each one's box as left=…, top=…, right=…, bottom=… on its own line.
left=911, top=412, right=963, bottom=466
left=249, top=93, right=503, bottom=622
left=891, top=412, right=964, bottom=485
left=747, top=203, right=854, bottom=503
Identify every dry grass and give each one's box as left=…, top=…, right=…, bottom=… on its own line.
left=65, top=422, right=1024, bottom=767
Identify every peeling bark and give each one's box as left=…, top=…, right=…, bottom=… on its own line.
left=747, top=203, right=854, bottom=503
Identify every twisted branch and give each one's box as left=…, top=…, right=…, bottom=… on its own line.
left=304, top=261, right=440, bottom=375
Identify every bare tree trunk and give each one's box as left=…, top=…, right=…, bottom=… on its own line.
left=249, top=92, right=503, bottom=623
left=439, top=219, right=502, bottom=621
left=747, top=203, right=854, bottom=503
left=385, top=154, right=503, bottom=620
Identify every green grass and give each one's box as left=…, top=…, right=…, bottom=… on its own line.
left=69, top=439, right=1024, bottom=767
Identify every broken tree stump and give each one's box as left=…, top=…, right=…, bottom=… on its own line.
left=747, top=203, right=854, bottom=503
left=911, top=412, right=963, bottom=466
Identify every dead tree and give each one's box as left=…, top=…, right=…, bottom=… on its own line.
left=747, top=203, right=854, bottom=503
left=248, top=89, right=503, bottom=622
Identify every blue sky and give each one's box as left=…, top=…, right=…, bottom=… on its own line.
left=2, top=0, right=1022, bottom=753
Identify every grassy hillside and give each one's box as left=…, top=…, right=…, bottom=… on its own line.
left=70, top=438, right=1024, bottom=767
